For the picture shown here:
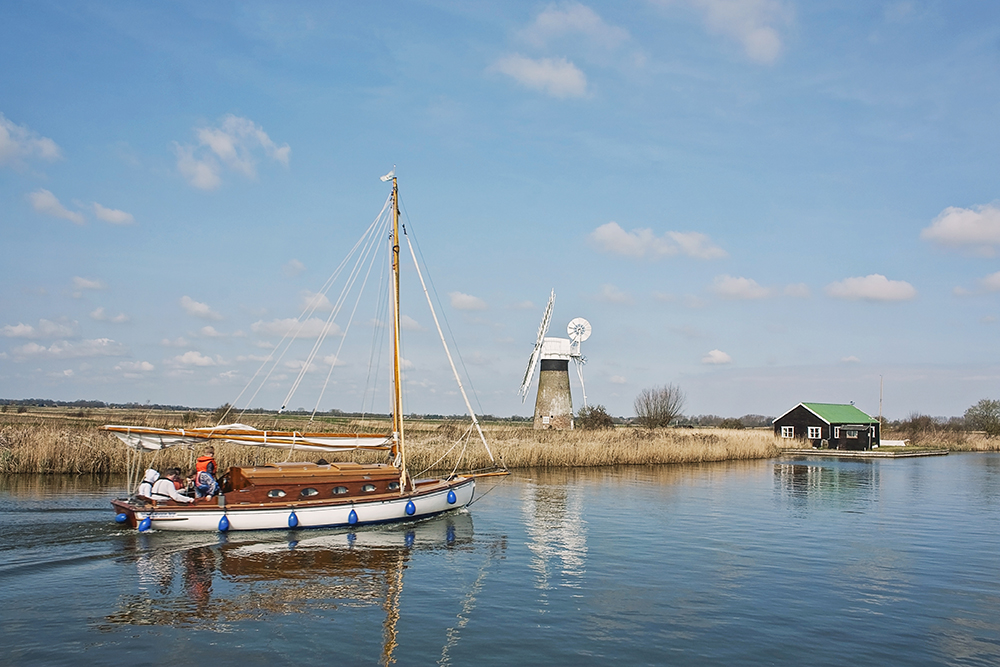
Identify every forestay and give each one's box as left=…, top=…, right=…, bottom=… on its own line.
left=101, top=423, right=391, bottom=453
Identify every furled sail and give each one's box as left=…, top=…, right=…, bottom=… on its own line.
left=101, top=423, right=392, bottom=453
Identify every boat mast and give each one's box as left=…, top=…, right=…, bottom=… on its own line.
left=390, top=176, right=408, bottom=489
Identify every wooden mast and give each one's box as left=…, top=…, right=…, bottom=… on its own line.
left=390, top=176, right=407, bottom=490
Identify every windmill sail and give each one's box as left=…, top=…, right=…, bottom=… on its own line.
left=518, top=290, right=555, bottom=402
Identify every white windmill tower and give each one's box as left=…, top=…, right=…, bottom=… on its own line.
left=518, top=290, right=592, bottom=430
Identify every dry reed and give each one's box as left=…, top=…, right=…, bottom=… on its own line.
left=1, top=407, right=785, bottom=475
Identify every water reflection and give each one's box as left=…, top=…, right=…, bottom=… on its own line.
left=103, top=511, right=492, bottom=666
left=774, top=459, right=880, bottom=511
left=521, top=475, right=587, bottom=603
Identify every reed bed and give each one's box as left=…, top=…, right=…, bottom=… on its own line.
left=1, top=408, right=782, bottom=475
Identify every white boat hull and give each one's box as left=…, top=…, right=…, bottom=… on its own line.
left=124, top=478, right=475, bottom=532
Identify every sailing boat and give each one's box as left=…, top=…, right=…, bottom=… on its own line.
left=104, top=174, right=504, bottom=532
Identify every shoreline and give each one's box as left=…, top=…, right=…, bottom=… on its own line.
left=1, top=407, right=996, bottom=474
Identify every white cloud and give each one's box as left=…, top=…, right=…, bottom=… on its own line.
left=494, top=54, right=588, bottom=98
left=825, top=274, right=917, bottom=302
left=712, top=274, right=770, bottom=299
left=595, top=283, right=633, bottom=304
left=300, top=290, right=332, bottom=312
left=841, top=356, right=861, bottom=363
left=170, top=351, right=219, bottom=367
left=90, top=307, right=129, bottom=323
left=449, top=292, right=487, bottom=311
left=0, top=113, right=61, bottom=167
left=610, top=375, right=627, bottom=384
left=92, top=202, right=135, bottom=225
left=400, top=314, right=424, bottom=331
left=510, top=300, right=536, bottom=310
left=199, top=326, right=225, bottom=337
left=73, top=276, right=107, bottom=291
left=251, top=317, right=341, bottom=338
left=175, top=114, right=290, bottom=190
left=115, top=360, right=155, bottom=372
left=702, top=349, right=733, bottom=364
left=2, top=319, right=75, bottom=338
left=658, top=0, right=791, bottom=64
left=921, top=204, right=1000, bottom=256
left=161, top=336, right=190, bottom=347
left=520, top=3, right=630, bottom=50
left=589, top=222, right=726, bottom=259
left=884, top=2, right=914, bottom=22
left=28, top=189, right=84, bottom=224
left=175, top=143, right=221, bottom=190
left=283, top=259, right=306, bottom=276
left=981, top=272, right=1000, bottom=292
left=784, top=283, right=810, bottom=298
left=11, top=338, right=128, bottom=360
left=180, top=296, right=222, bottom=320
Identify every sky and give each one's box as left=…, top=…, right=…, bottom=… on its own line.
left=3, top=1, right=1000, bottom=421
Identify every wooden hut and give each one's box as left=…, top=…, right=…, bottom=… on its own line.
left=773, top=402, right=880, bottom=450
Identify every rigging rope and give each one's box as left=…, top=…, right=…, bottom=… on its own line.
left=225, top=193, right=394, bottom=423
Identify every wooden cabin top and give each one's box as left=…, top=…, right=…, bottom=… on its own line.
left=229, top=461, right=400, bottom=489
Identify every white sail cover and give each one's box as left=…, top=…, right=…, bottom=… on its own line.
left=101, top=423, right=392, bottom=453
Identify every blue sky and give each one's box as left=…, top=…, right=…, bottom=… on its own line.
left=3, top=1, right=1000, bottom=420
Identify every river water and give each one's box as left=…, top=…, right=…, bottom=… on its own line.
left=3, top=453, right=1000, bottom=666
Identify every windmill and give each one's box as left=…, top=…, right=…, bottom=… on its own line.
left=518, top=290, right=592, bottom=430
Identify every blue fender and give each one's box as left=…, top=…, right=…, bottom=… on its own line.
left=447, top=489, right=457, bottom=504
left=348, top=509, right=358, bottom=525
left=218, top=515, right=230, bottom=532
left=405, top=500, right=416, bottom=515
left=288, top=511, right=298, bottom=528
left=115, top=513, right=129, bottom=524
left=138, top=516, right=152, bottom=532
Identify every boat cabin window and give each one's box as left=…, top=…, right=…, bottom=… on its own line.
left=300, top=488, right=318, bottom=497
left=362, top=484, right=376, bottom=492
left=332, top=486, right=348, bottom=495
left=387, top=481, right=400, bottom=491
left=267, top=489, right=287, bottom=498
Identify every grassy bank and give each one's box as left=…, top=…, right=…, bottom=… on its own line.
left=5, top=406, right=996, bottom=475
left=1, top=406, right=782, bottom=474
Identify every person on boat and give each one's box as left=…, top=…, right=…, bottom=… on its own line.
left=191, top=466, right=218, bottom=499
left=151, top=468, right=194, bottom=504
left=194, top=447, right=218, bottom=498
left=137, top=468, right=159, bottom=499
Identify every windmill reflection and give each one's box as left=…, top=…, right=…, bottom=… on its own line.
left=521, top=475, right=587, bottom=606
left=106, top=511, right=495, bottom=666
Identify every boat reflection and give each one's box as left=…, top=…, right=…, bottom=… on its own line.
left=104, top=511, right=487, bottom=665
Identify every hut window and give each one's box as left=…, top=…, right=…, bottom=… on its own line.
left=332, top=486, right=348, bottom=495
left=387, top=482, right=400, bottom=491
left=808, top=427, right=821, bottom=439
left=834, top=427, right=840, bottom=438
left=362, top=484, right=376, bottom=492
left=781, top=426, right=794, bottom=438
left=267, top=489, right=287, bottom=498
left=300, top=488, right=319, bottom=497
left=846, top=430, right=858, bottom=438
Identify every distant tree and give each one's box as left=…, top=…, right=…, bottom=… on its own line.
left=577, top=404, right=615, bottom=430
left=738, top=414, right=774, bottom=428
left=965, top=399, right=1000, bottom=436
left=213, top=403, right=233, bottom=423
left=718, top=418, right=745, bottom=430
left=634, top=384, right=686, bottom=429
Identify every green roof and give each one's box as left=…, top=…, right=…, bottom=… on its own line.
left=801, top=402, right=878, bottom=424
